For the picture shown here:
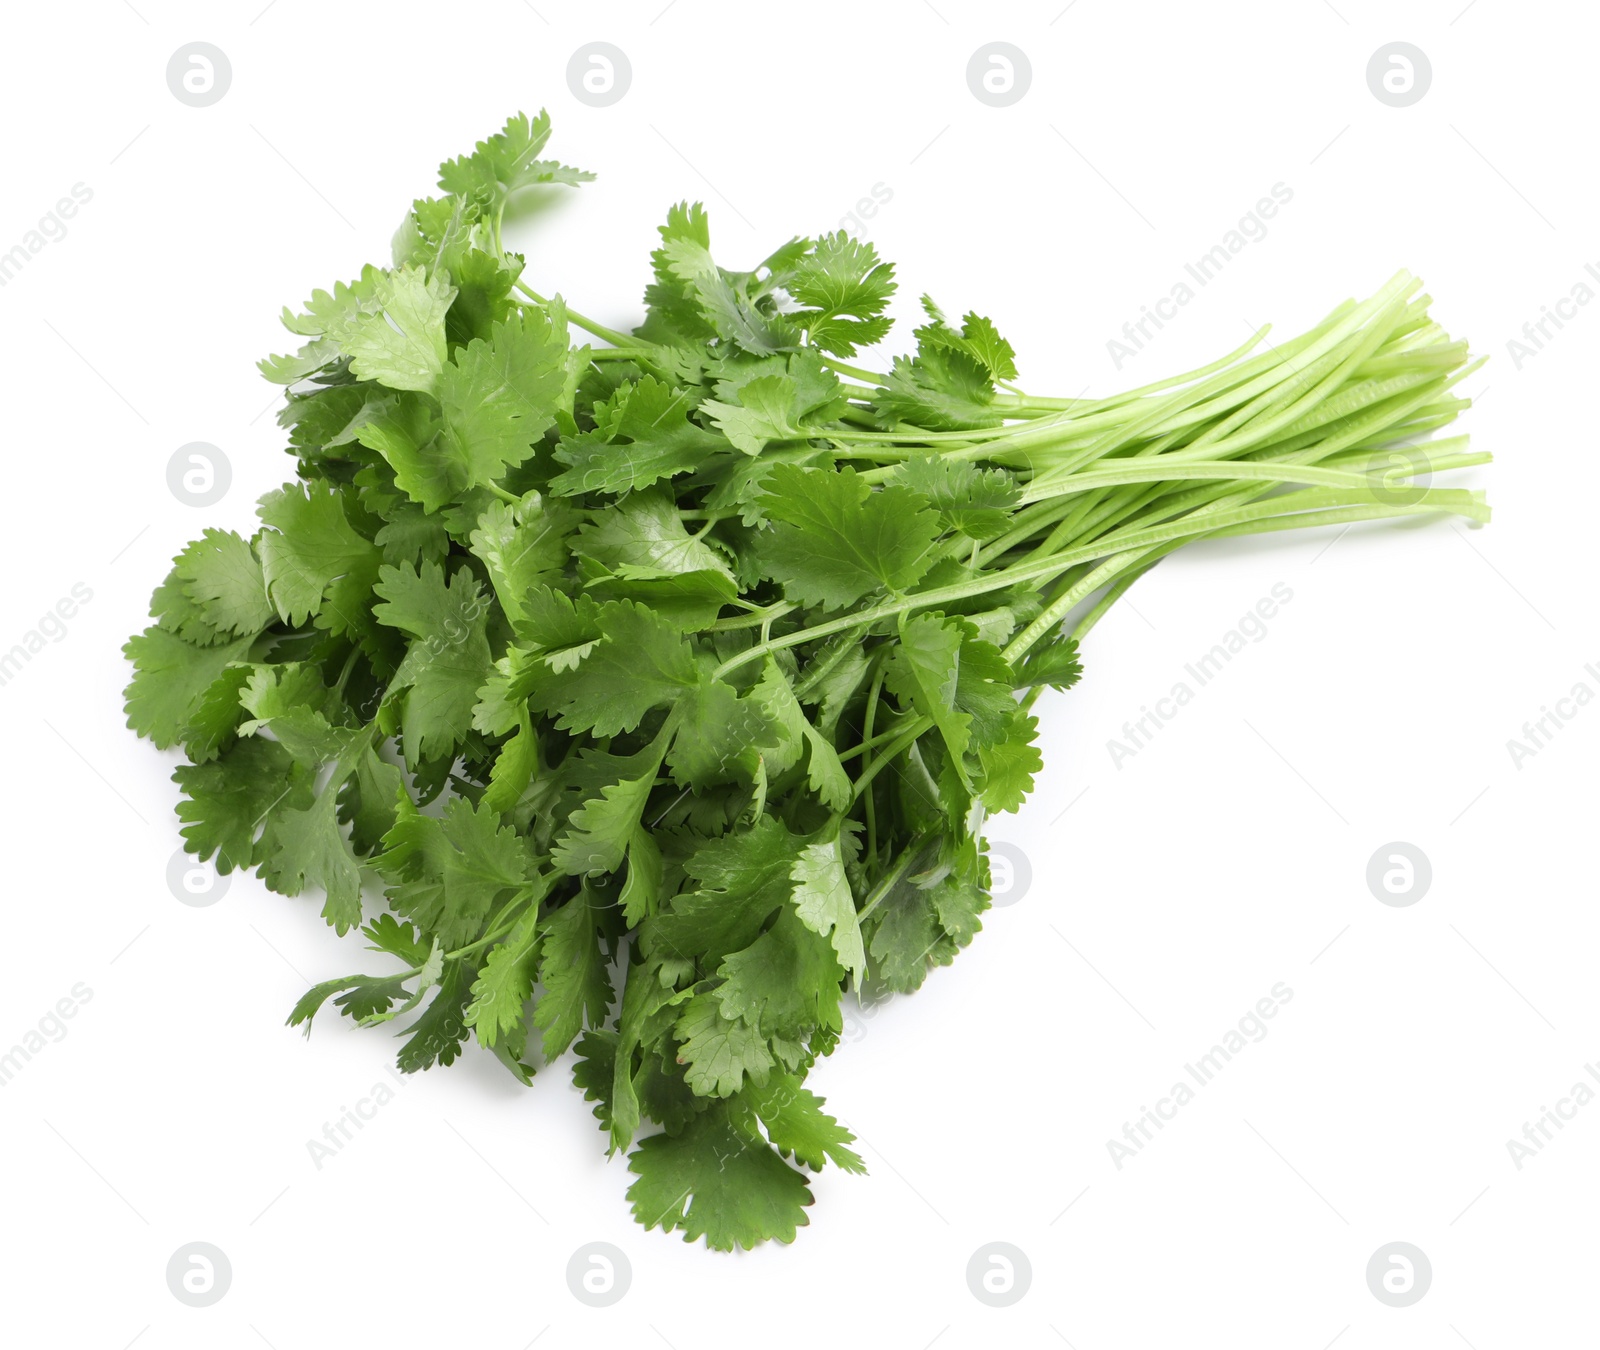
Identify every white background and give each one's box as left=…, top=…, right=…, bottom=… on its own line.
left=1, top=1, right=1594, bottom=1346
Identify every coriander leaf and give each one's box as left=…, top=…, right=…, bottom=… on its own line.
left=886, top=611, right=970, bottom=778
left=747, top=1073, right=866, bottom=1173
left=618, top=826, right=663, bottom=927
left=465, top=913, right=540, bottom=1048
left=257, top=481, right=379, bottom=626
left=468, top=497, right=575, bottom=633
left=176, top=529, right=274, bottom=636
left=340, top=743, right=408, bottom=855
left=573, top=489, right=734, bottom=579
left=150, top=564, right=230, bottom=646
left=551, top=742, right=664, bottom=876
left=894, top=457, right=1021, bottom=540
left=173, top=737, right=309, bottom=873
left=482, top=714, right=539, bottom=815
left=715, top=907, right=843, bottom=1041
left=328, top=265, right=456, bottom=393
left=373, top=561, right=494, bottom=764
left=573, top=1030, right=619, bottom=1133
left=702, top=349, right=847, bottom=455
left=757, top=465, right=940, bottom=610
left=182, top=664, right=255, bottom=763
left=789, top=825, right=867, bottom=986
left=259, top=776, right=365, bottom=934
left=1015, top=633, right=1084, bottom=691
left=375, top=793, right=534, bottom=948
left=534, top=888, right=613, bottom=1060
left=550, top=375, right=727, bottom=496
left=978, top=714, right=1043, bottom=813
left=873, top=344, right=1002, bottom=432
left=122, top=628, right=257, bottom=749
left=436, top=109, right=594, bottom=202
left=550, top=600, right=698, bottom=737
left=437, top=308, right=569, bottom=490
left=626, top=1104, right=812, bottom=1250
left=787, top=232, right=897, bottom=356
left=354, top=396, right=456, bottom=514
left=362, top=912, right=431, bottom=966
left=646, top=817, right=802, bottom=968
left=749, top=659, right=850, bottom=809
left=655, top=229, right=794, bottom=356
left=674, top=992, right=773, bottom=1098
left=396, top=959, right=474, bottom=1073
left=914, top=303, right=1020, bottom=382
left=667, top=677, right=777, bottom=789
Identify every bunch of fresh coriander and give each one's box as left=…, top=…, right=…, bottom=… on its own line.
left=124, top=112, right=1489, bottom=1249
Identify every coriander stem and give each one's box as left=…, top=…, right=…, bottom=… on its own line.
left=850, top=717, right=933, bottom=804
left=514, top=280, right=636, bottom=348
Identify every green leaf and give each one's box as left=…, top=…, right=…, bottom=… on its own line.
left=700, top=352, right=846, bottom=455
left=757, top=465, right=940, bottom=610
left=618, top=826, right=663, bottom=927
left=654, top=227, right=794, bottom=356
left=549, top=600, right=698, bottom=737
left=667, top=677, right=777, bottom=789
left=257, top=481, right=378, bottom=626
left=551, top=743, right=663, bottom=876
left=886, top=611, right=970, bottom=778
left=181, top=664, right=255, bottom=763
left=354, top=396, right=456, bottom=514
left=375, top=793, right=534, bottom=948
left=482, top=714, right=539, bottom=814
left=787, top=232, right=897, bottom=357
left=436, top=109, right=594, bottom=202
left=396, top=960, right=474, bottom=1073
left=626, top=1104, right=812, bottom=1251
left=893, top=457, right=1021, bottom=540
left=436, top=308, right=570, bottom=491
left=259, top=774, right=365, bottom=934
left=674, top=992, right=773, bottom=1098
left=373, top=561, right=494, bottom=765
left=978, top=714, right=1043, bottom=813
left=465, top=913, right=540, bottom=1048
left=175, top=529, right=274, bottom=636
left=646, top=817, right=803, bottom=968
left=873, top=344, right=1002, bottom=431
left=749, top=659, right=850, bottom=809
left=747, top=1073, right=866, bottom=1173
left=789, top=825, right=867, bottom=985
left=468, top=497, right=574, bottom=633
left=328, top=264, right=455, bottom=393
left=1015, top=633, right=1084, bottom=691
left=533, top=888, right=614, bottom=1060
left=173, top=737, right=309, bottom=873
left=914, top=302, right=1019, bottom=382
left=550, top=375, right=728, bottom=496
left=123, top=628, right=256, bottom=749
left=574, top=488, right=735, bottom=578
left=362, top=913, right=431, bottom=965
left=715, top=907, right=843, bottom=1042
